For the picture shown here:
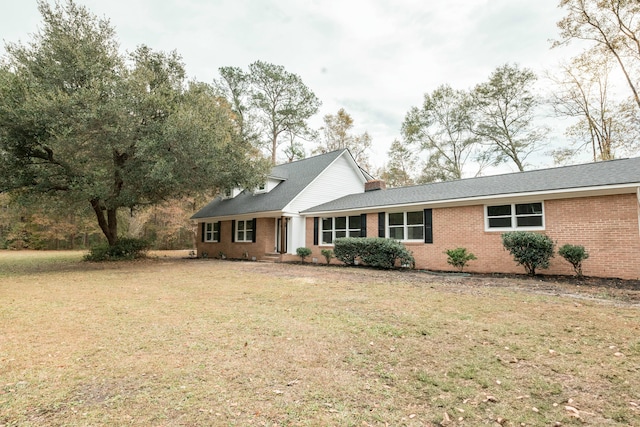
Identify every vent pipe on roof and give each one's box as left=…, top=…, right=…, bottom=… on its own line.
left=365, top=179, right=386, bottom=192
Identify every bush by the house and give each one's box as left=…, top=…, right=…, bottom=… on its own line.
left=320, top=248, right=334, bottom=265
left=444, top=247, right=477, bottom=272
left=84, top=238, right=150, bottom=261
left=296, top=247, right=312, bottom=263
left=333, top=238, right=360, bottom=265
left=334, top=237, right=415, bottom=269
left=501, top=231, right=554, bottom=276
left=558, top=244, right=589, bottom=277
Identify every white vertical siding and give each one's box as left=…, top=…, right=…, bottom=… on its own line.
left=285, top=154, right=365, bottom=213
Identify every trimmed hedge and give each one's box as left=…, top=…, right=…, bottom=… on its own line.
left=84, top=238, right=150, bottom=261
left=501, top=231, right=554, bottom=276
left=558, top=244, right=589, bottom=277
left=296, top=247, right=312, bottom=263
left=334, top=237, right=414, bottom=269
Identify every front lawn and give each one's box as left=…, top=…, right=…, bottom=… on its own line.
left=1, top=252, right=639, bottom=426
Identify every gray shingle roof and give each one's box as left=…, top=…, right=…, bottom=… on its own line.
left=191, top=149, right=348, bottom=219
left=304, top=157, right=640, bottom=214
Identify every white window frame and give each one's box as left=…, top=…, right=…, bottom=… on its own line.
left=485, top=202, right=545, bottom=231
left=204, top=222, right=220, bottom=242
left=320, top=215, right=363, bottom=245
left=254, top=182, right=267, bottom=194
left=387, top=211, right=424, bottom=241
left=235, top=219, right=254, bottom=242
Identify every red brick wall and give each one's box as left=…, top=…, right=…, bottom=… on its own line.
left=196, top=218, right=276, bottom=260
left=303, top=194, right=640, bottom=279
left=545, top=194, right=639, bottom=279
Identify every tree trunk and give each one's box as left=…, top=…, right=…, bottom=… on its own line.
left=271, top=133, right=277, bottom=164
left=90, top=199, right=118, bottom=246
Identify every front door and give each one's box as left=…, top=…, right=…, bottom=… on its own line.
left=276, top=217, right=288, bottom=253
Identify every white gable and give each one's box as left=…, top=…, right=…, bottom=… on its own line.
left=285, top=152, right=366, bottom=213
left=253, top=177, right=282, bottom=195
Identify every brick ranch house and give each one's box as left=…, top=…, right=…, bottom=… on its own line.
left=192, top=149, right=640, bottom=280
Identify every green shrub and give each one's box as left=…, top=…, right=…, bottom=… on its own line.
left=84, top=238, right=150, bottom=261
left=320, top=249, right=334, bottom=265
left=333, top=238, right=360, bottom=265
left=558, top=244, right=589, bottom=277
left=334, top=237, right=415, bottom=269
left=296, top=247, right=312, bottom=263
left=501, top=231, right=554, bottom=276
left=445, top=247, right=477, bottom=272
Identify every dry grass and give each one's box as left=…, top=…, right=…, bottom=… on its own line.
left=1, top=251, right=639, bottom=426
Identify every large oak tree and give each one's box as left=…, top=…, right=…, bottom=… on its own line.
left=0, top=0, right=266, bottom=246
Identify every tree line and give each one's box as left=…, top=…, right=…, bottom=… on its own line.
left=0, top=0, right=639, bottom=249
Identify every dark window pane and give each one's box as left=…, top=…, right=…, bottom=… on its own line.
left=206, top=223, right=212, bottom=232
left=213, top=222, right=220, bottom=232
left=388, top=227, right=404, bottom=239
left=517, top=216, right=543, bottom=227
left=516, top=203, right=542, bottom=215
left=335, top=231, right=347, bottom=239
left=237, top=221, right=245, bottom=231
left=238, top=231, right=245, bottom=241
left=246, top=220, right=254, bottom=230
left=245, top=231, right=253, bottom=241
left=348, top=215, right=361, bottom=229
left=407, top=211, right=423, bottom=225
left=389, top=213, right=404, bottom=226
left=335, top=216, right=346, bottom=229
left=322, top=218, right=332, bottom=230
left=489, top=217, right=512, bottom=228
left=487, top=205, right=511, bottom=216
left=407, top=226, right=424, bottom=240
left=322, top=232, right=333, bottom=244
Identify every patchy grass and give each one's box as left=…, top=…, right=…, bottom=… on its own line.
left=1, top=252, right=639, bottom=426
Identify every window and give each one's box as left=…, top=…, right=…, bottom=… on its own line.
left=236, top=219, right=254, bottom=242
left=204, top=222, right=220, bottom=242
left=387, top=211, right=424, bottom=241
left=255, top=182, right=267, bottom=194
left=486, top=202, right=544, bottom=230
left=321, top=215, right=363, bottom=244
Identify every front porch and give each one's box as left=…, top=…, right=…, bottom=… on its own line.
left=196, top=216, right=305, bottom=261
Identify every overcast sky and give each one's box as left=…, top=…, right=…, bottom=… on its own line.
left=2, top=0, right=582, bottom=172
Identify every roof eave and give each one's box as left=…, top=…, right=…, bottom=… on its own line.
left=191, top=210, right=287, bottom=222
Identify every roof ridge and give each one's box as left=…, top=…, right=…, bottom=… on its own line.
left=381, top=157, right=637, bottom=192
left=272, top=148, right=347, bottom=168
